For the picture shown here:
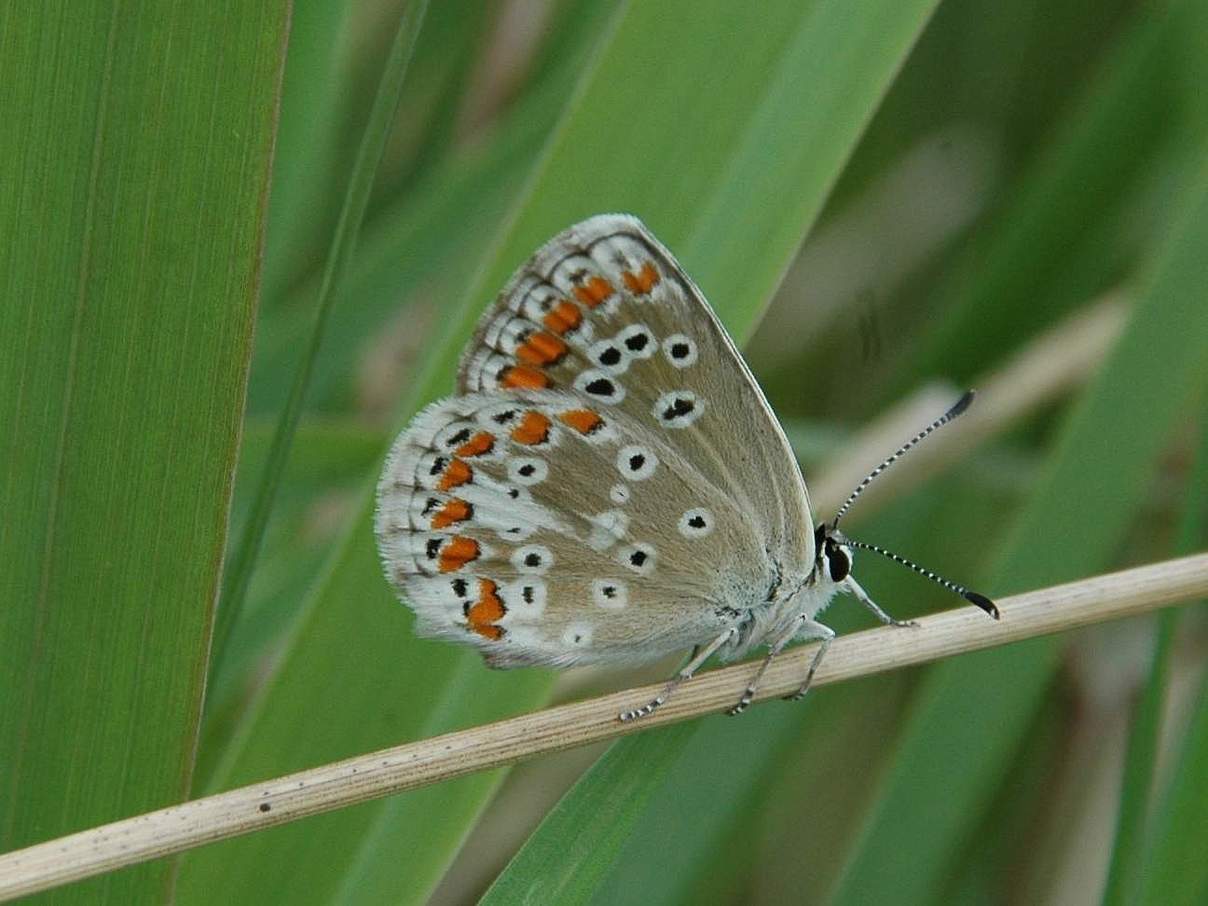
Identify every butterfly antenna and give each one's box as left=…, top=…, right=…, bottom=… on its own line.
left=846, top=539, right=999, bottom=619
left=831, top=390, right=976, bottom=529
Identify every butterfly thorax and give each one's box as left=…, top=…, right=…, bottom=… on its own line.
left=718, top=555, right=842, bottom=661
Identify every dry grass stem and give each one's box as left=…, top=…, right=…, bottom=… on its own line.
left=2, top=551, right=1206, bottom=901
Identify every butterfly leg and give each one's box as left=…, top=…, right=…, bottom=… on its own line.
left=843, top=576, right=919, bottom=629
left=619, top=627, right=737, bottom=722
left=783, top=619, right=837, bottom=702
left=728, top=617, right=833, bottom=715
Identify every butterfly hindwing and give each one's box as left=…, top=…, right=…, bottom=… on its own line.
left=377, top=389, right=768, bottom=665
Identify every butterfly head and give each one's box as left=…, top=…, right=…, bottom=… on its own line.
left=813, top=391, right=1000, bottom=620
left=813, top=523, right=853, bottom=585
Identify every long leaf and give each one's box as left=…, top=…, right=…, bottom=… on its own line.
left=257, top=0, right=355, bottom=309
left=1137, top=408, right=1208, bottom=906
left=0, top=2, right=288, bottom=902
left=209, top=0, right=430, bottom=683
left=904, top=1, right=1192, bottom=387
left=830, top=152, right=1208, bottom=904
left=1101, top=615, right=1176, bottom=905
left=480, top=724, right=697, bottom=906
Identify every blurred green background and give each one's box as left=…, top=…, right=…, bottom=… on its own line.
left=3, top=1, right=1208, bottom=903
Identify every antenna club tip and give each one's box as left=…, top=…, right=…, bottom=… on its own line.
left=964, top=591, right=999, bottom=620
left=949, top=389, right=977, bottom=418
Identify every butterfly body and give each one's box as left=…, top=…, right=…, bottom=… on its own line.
left=376, top=214, right=994, bottom=717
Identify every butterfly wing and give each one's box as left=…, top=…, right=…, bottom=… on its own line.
left=460, top=215, right=817, bottom=571
left=376, top=215, right=816, bottom=667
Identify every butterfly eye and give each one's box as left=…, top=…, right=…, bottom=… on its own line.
left=616, top=445, right=658, bottom=480
left=662, top=333, right=698, bottom=367
left=824, top=542, right=851, bottom=582
left=678, top=508, right=714, bottom=538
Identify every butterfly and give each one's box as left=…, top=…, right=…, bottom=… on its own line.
left=374, top=214, right=997, bottom=721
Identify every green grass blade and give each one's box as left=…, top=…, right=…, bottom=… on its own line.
left=1138, top=409, right=1208, bottom=906
left=1101, top=615, right=1176, bottom=905
left=366, top=0, right=494, bottom=205
left=831, top=153, right=1208, bottom=906
left=176, top=1, right=940, bottom=902
left=258, top=0, right=355, bottom=309
left=210, top=0, right=431, bottom=676
left=479, top=725, right=697, bottom=906
left=904, top=1, right=1193, bottom=387
left=586, top=679, right=912, bottom=905
left=1140, top=672, right=1208, bottom=906
left=245, top=0, right=621, bottom=420
left=195, top=418, right=386, bottom=783
left=0, top=2, right=288, bottom=902
left=245, top=90, right=556, bottom=420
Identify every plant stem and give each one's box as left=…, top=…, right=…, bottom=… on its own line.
left=2, top=552, right=1207, bottom=902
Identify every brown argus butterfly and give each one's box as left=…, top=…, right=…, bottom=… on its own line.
left=374, top=215, right=997, bottom=721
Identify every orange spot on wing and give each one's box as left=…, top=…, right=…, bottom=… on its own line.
left=515, top=331, right=568, bottom=367
left=558, top=409, right=604, bottom=435
left=437, top=458, right=472, bottom=491
left=500, top=365, right=550, bottom=389
left=466, top=578, right=506, bottom=638
left=511, top=410, right=551, bottom=445
left=455, top=431, right=495, bottom=458
left=431, top=498, right=472, bottom=529
left=439, top=536, right=480, bottom=573
left=623, top=261, right=660, bottom=295
left=543, top=300, right=583, bottom=335
left=574, top=275, right=614, bottom=307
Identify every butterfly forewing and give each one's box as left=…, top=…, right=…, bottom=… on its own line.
left=460, top=215, right=816, bottom=568
left=377, top=215, right=815, bottom=668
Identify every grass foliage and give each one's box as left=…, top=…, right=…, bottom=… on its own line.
left=3, top=0, right=1207, bottom=903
